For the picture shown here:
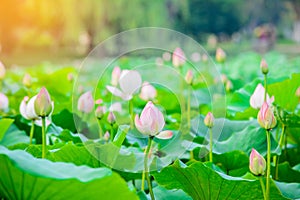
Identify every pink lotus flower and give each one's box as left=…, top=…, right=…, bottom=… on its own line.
left=204, top=112, right=214, bottom=128
left=23, top=73, right=32, bottom=88
left=78, top=91, right=94, bottom=113
left=0, top=93, right=9, bottom=111
left=135, top=101, right=172, bottom=139
left=249, top=148, right=266, bottom=176
left=106, top=70, right=142, bottom=101
left=0, top=61, right=6, bottom=80
left=34, top=87, right=53, bottom=117
left=111, top=66, right=121, bottom=86
left=215, top=48, right=226, bottom=63
left=139, top=82, right=157, bottom=101
left=257, top=102, right=277, bottom=130
left=260, top=59, right=269, bottom=75
left=172, top=47, right=186, bottom=68
left=250, top=83, right=274, bottom=109
left=185, top=70, right=193, bottom=85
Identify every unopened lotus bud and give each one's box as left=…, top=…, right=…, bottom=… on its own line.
left=0, top=61, right=6, bottom=80
left=95, top=99, right=103, bottom=105
left=34, top=87, right=53, bottom=117
left=95, top=106, right=105, bottom=119
left=139, top=82, right=157, bottom=101
left=107, top=112, right=116, bottom=124
left=104, top=131, right=110, bottom=141
left=249, top=148, right=266, bottom=176
left=204, top=112, right=214, bottom=128
left=185, top=70, right=193, bottom=85
left=260, top=59, right=269, bottom=75
left=215, top=48, right=226, bottom=63
left=226, top=80, right=233, bottom=92
left=162, top=52, right=171, bottom=61
left=296, top=87, right=300, bottom=98
left=111, top=66, right=121, bottom=86
left=23, top=73, right=32, bottom=88
left=172, top=47, right=186, bottom=68
left=257, top=102, right=277, bottom=130
left=77, top=91, right=94, bottom=113
left=0, top=93, right=9, bottom=111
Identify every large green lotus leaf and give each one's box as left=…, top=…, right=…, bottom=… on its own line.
left=0, top=145, right=138, bottom=200
left=0, top=118, right=14, bottom=141
left=0, top=124, right=29, bottom=147
left=271, top=162, right=300, bottom=183
left=275, top=181, right=300, bottom=199
left=153, top=186, right=192, bottom=200
left=153, top=160, right=287, bottom=200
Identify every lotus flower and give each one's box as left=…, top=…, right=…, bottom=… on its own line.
left=95, top=106, right=106, bottom=119
left=78, top=91, right=94, bottom=113
left=111, top=66, right=121, bottom=86
left=260, top=59, right=269, bottom=75
left=185, top=70, right=193, bottom=85
left=257, top=102, right=277, bottom=130
left=109, top=102, right=122, bottom=113
left=135, top=101, right=172, bottom=139
left=172, top=47, right=186, bottom=68
left=107, top=111, right=116, bottom=124
left=204, top=112, right=214, bottom=128
left=0, top=61, right=6, bottom=80
left=34, top=87, right=53, bottom=117
left=106, top=70, right=142, bottom=101
left=250, top=83, right=274, bottom=109
left=23, top=73, right=32, bottom=88
left=215, top=48, right=226, bottom=63
left=249, top=148, right=266, bottom=176
left=139, top=82, right=157, bottom=101
left=0, top=93, right=9, bottom=111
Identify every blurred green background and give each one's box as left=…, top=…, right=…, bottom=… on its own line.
left=0, top=0, right=300, bottom=66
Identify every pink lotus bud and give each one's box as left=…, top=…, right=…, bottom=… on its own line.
left=135, top=101, right=165, bottom=136
left=156, top=57, right=164, bottom=67
left=139, top=82, right=157, bottom=101
left=257, top=102, right=277, bottom=130
left=250, top=83, right=274, bottom=109
left=0, top=61, right=6, bottom=80
left=215, top=48, right=226, bottom=63
left=249, top=148, right=266, bottom=176
left=260, top=59, right=268, bottom=75
left=95, top=99, right=103, bottom=105
left=107, top=112, right=116, bottom=124
left=24, top=96, right=39, bottom=120
left=191, top=52, right=201, bottom=62
left=172, top=47, right=186, bottom=68
left=95, top=106, right=105, bottom=119
left=185, top=70, right=193, bottom=85
left=155, top=130, right=173, bottom=140
left=34, top=87, right=53, bottom=117
left=162, top=52, right=171, bottom=61
left=220, top=74, right=228, bottom=84
left=0, top=93, right=9, bottom=111
left=77, top=91, right=94, bottom=113
left=107, top=70, right=142, bottom=101
left=296, top=87, right=300, bottom=98
left=204, top=112, right=214, bottom=128
left=23, top=73, right=32, bottom=88
left=111, top=66, right=121, bottom=86
left=104, top=131, right=110, bottom=141
left=67, top=73, right=74, bottom=82
left=226, top=80, right=233, bottom=92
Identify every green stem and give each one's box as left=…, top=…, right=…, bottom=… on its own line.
left=187, top=87, right=191, bottom=131
left=259, top=176, right=267, bottom=200
left=143, top=137, right=155, bottom=200
left=209, top=128, right=213, bottom=162
left=29, top=120, right=35, bottom=145
left=264, top=74, right=267, bottom=101
left=275, top=124, right=285, bottom=179
left=97, top=118, right=103, bottom=138
left=110, top=124, right=114, bottom=142
left=266, top=130, right=271, bottom=200
left=129, top=99, right=134, bottom=129
left=42, top=117, right=46, bottom=159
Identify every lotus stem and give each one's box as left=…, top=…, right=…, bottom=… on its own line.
left=29, top=120, right=35, bottom=145
left=42, top=117, right=46, bottom=159
left=266, top=129, right=271, bottom=200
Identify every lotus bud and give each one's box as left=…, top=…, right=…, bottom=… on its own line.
left=226, top=80, right=233, bottom=92
left=34, top=87, right=53, bottom=117
left=249, top=148, right=266, bottom=176
left=139, top=82, right=157, bottom=101
left=185, top=70, right=193, bottom=85
left=0, top=92, right=9, bottom=111
left=296, top=87, right=300, bottom=98
left=95, top=106, right=105, bottom=119
left=95, top=99, right=103, bottom=105
left=67, top=73, right=74, bottom=82
left=260, top=59, right=269, bottom=75
left=0, top=61, right=6, bottom=80
left=77, top=91, right=94, bottom=113
left=257, top=102, right=277, bottom=130
left=172, top=47, right=186, bottom=68
left=155, top=130, right=173, bottom=140
left=107, top=112, right=116, bottom=124
left=135, top=101, right=165, bottom=136
left=162, top=52, right=171, bottom=61
left=111, top=66, right=121, bottom=86
left=204, top=112, right=214, bottom=128
left=104, top=131, right=110, bottom=141
left=23, top=73, right=32, bottom=88
left=191, top=52, right=201, bottom=62
left=215, top=48, right=226, bottom=63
